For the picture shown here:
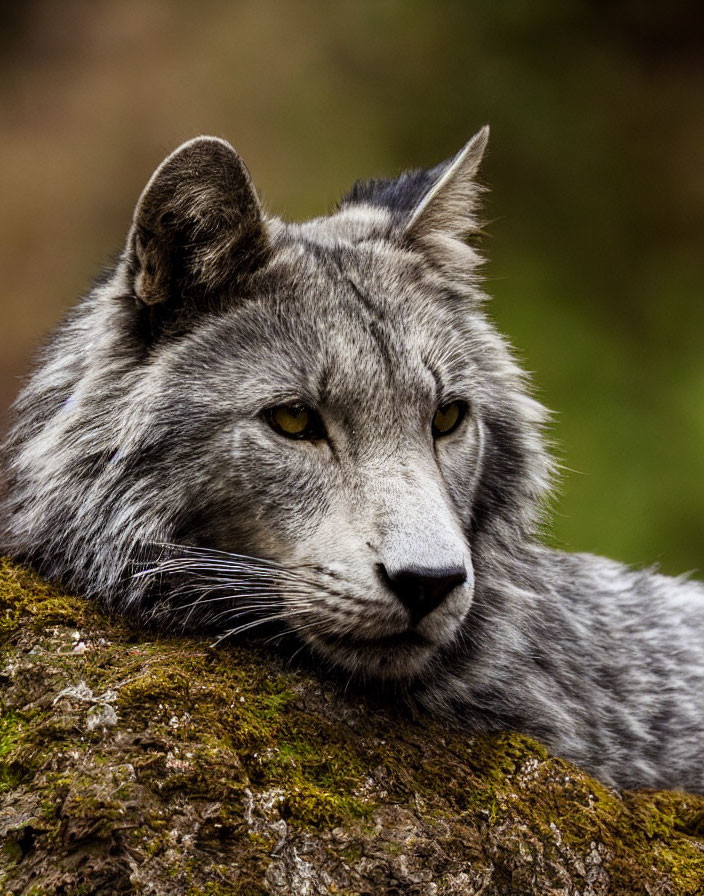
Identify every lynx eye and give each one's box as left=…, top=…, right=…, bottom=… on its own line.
left=266, top=404, right=325, bottom=441
left=432, top=400, right=467, bottom=437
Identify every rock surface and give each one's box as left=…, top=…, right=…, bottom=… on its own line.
left=1, top=557, right=704, bottom=895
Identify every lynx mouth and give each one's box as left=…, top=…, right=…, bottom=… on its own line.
left=310, top=626, right=437, bottom=681
left=320, top=630, right=431, bottom=651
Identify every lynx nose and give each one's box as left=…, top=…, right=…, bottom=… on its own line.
left=380, top=564, right=467, bottom=625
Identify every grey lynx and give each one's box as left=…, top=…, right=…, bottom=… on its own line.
left=2, top=128, right=703, bottom=792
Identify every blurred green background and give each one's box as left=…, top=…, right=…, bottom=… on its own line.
left=1, top=0, right=702, bottom=575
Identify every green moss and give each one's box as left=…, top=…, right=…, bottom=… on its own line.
left=3, top=557, right=704, bottom=894
left=283, top=779, right=367, bottom=827
left=0, top=557, right=106, bottom=639
left=0, top=710, right=23, bottom=793
left=2, top=836, right=23, bottom=866
left=252, top=732, right=373, bottom=827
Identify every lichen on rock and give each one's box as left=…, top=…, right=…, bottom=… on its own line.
left=2, top=557, right=704, bottom=895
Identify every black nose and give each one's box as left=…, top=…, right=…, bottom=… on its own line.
left=380, top=564, right=467, bottom=625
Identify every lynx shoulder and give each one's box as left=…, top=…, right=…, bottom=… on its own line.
left=2, top=129, right=703, bottom=791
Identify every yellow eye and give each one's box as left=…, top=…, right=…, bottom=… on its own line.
left=266, top=404, right=324, bottom=440
left=273, top=405, right=309, bottom=435
left=432, top=400, right=466, bottom=437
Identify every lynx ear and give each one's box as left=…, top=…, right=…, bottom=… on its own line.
left=127, top=137, right=269, bottom=307
left=405, top=126, right=489, bottom=243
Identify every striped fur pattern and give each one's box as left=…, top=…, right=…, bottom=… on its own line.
left=2, top=129, right=703, bottom=791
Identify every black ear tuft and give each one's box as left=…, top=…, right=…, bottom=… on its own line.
left=127, top=137, right=269, bottom=309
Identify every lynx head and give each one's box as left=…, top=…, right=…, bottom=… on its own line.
left=2, top=129, right=552, bottom=681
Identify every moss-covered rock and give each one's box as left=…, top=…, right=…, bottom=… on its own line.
left=1, top=557, right=704, bottom=895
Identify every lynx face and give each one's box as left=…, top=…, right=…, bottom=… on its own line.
left=1, top=130, right=551, bottom=682
left=173, top=243, right=485, bottom=679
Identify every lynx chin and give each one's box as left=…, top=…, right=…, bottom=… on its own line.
left=2, top=128, right=703, bottom=792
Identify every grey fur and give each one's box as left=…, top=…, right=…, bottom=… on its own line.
left=2, top=128, right=703, bottom=791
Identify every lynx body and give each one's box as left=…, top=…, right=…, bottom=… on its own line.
left=2, top=130, right=703, bottom=790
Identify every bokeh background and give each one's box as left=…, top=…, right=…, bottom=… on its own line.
left=1, top=1, right=702, bottom=575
